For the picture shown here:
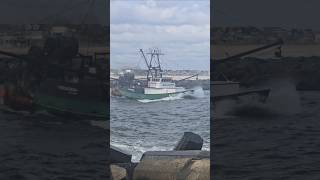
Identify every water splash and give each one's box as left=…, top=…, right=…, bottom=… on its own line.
left=183, top=86, right=206, bottom=99
left=137, top=93, right=184, bottom=103
left=218, top=78, right=302, bottom=117
left=265, top=78, right=301, bottom=115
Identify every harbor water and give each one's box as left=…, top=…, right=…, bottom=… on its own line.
left=213, top=79, right=320, bottom=179
left=111, top=87, right=210, bottom=162
left=0, top=112, right=108, bottom=179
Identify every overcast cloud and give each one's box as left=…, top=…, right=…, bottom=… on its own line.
left=110, top=0, right=210, bottom=70
left=213, top=0, right=320, bottom=29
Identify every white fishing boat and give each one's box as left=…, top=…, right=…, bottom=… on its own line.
left=117, top=49, right=193, bottom=100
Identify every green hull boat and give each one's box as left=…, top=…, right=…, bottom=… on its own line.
left=35, top=93, right=107, bottom=120
left=34, top=79, right=107, bottom=120
left=119, top=88, right=187, bottom=100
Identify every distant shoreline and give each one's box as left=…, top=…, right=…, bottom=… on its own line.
left=212, top=44, right=320, bottom=60
left=0, top=46, right=109, bottom=58
left=110, top=75, right=210, bottom=80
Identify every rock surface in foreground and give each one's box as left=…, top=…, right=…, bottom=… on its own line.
left=111, top=165, right=127, bottom=180
left=133, top=158, right=209, bottom=180
left=133, top=150, right=210, bottom=180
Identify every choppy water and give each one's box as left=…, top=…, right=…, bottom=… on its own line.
left=0, top=113, right=108, bottom=179
left=111, top=87, right=210, bottom=162
left=212, top=79, right=320, bottom=179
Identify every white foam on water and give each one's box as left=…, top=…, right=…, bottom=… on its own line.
left=202, top=146, right=210, bottom=151
left=111, top=142, right=170, bottom=162
left=183, top=86, right=206, bottom=99
left=265, top=78, right=301, bottom=115
left=138, top=93, right=184, bottom=103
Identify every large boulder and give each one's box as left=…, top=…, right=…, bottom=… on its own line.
left=174, top=132, right=203, bottom=151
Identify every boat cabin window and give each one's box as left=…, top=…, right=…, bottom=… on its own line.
left=162, top=78, right=172, bottom=82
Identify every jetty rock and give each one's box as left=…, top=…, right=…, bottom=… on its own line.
left=174, top=132, right=204, bottom=151
left=110, top=145, right=132, bottom=163
left=133, top=151, right=210, bottom=180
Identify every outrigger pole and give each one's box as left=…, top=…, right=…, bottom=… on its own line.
left=218, top=39, right=284, bottom=62
left=139, top=49, right=151, bottom=80
left=139, top=49, right=150, bottom=69
left=176, top=74, right=199, bottom=82
left=139, top=48, right=165, bottom=80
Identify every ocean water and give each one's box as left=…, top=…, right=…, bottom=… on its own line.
left=0, top=112, right=108, bottom=179
left=212, top=79, right=320, bottom=179
left=111, top=87, right=210, bottom=162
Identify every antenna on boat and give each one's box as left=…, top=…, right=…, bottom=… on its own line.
left=139, top=48, right=165, bottom=80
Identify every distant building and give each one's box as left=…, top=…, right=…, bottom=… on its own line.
left=50, top=26, right=73, bottom=36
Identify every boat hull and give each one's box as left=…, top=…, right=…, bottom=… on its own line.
left=119, top=88, right=186, bottom=100
left=35, top=93, right=107, bottom=120
left=34, top=79, right=107, bottom=120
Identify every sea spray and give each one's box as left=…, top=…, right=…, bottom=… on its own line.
left=137, top=93, right=184, bottom=103
left=222, top=77, right=302, bottom=117
left=265, top=78, right=301, bottom=115
left=188, top=86, right=206, bottom=98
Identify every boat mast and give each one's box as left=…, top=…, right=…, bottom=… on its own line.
left=147, top=48, right=163, bottom=79
left=140, top=48, right=164, bottom=80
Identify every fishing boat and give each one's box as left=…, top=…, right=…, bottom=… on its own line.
left=0, top=35, right=108, bottom=120
left=0, top=2, right=108, bottom=120
left=117, top=49, right=192, bottom=100
left=33, top=50, right=108, bottom=120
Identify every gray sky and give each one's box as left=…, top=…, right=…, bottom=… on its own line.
left=213, top=0, right=320, bottom=29
left=110, top=0, right=210, bottom=70
left=0, top=0, right=108, bottom=24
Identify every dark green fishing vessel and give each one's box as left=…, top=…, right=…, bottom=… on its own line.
left=0, top=2, right=108, bottom=120
left=35, top=79, right=107, bottom=120
left=0, top=35, right=108, bottom=120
